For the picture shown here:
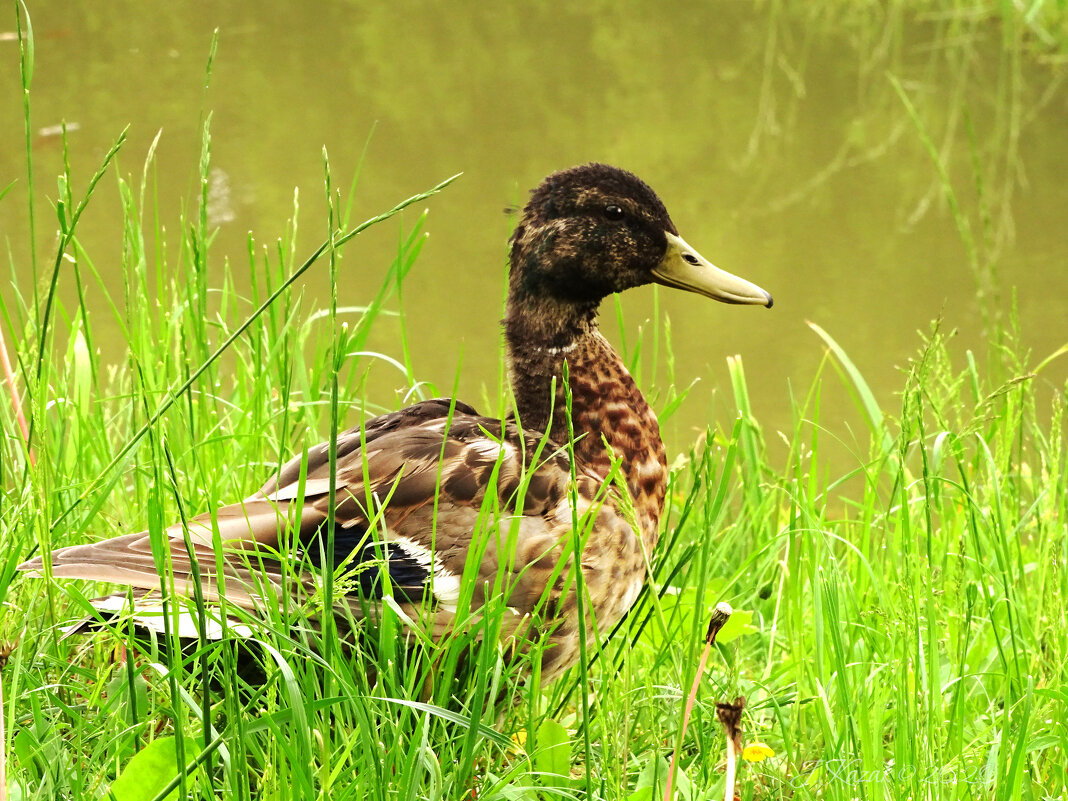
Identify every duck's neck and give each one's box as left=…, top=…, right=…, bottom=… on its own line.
left=504, top=299, right=667, bottom=548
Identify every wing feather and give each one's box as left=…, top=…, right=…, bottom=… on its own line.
left=19, top=397, right=635, bottom=642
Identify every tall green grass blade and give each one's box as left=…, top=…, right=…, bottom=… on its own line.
left=807, top=320, right=890, bottom=453
left=50, top=173, right=461, bottom=533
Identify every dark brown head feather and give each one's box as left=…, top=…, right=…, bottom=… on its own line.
left=507, top=163, right=680, bottom=313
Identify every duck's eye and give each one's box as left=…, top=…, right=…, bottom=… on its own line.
left=603, top=204, right=624, bottom=221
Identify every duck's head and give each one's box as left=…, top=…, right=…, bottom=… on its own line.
left=508, top=163, right=772, bottom=316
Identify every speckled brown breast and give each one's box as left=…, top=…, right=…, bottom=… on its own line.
left=503, top=327, right=668, bottom=679
left=562, top=333, right=667, bottom=538
left=508, top=328, right=668, bottom=545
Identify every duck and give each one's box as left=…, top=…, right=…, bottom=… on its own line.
left=18, top=164, right=772, bottom=683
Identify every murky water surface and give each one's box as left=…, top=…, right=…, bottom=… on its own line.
left=2, top=3, right=1066, bottom=467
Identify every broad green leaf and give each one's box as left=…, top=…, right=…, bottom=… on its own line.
left=494, top=782, right=540, bottom=801
left=73, top=326, right=91, bottom=416
left=634, top=753, right=691, bottom=801
left=12, top=729, right=37, bottom=778
left=110, top=736, right=191, bottom=801
left=104, top=670, right=150, bottom=727
left=534, top=718, right=571, bottom=788
left=714, top=609, right=756, bottom=644
left=637, top=587, right=755, bottom=652
left=482, top=768, right=540, bottom=801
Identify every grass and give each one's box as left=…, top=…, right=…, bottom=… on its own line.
left=3, top=12, right=1068, bottom=801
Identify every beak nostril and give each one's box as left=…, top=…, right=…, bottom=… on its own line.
left=655, top=231, right=769, bottom=305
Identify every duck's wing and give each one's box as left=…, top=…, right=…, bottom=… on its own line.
left=19, top=398, right=618, bottom=623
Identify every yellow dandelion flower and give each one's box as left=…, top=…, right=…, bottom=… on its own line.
left=509, top=730, right=528, bottom=755
left=742, top=742, right=775, bottom=762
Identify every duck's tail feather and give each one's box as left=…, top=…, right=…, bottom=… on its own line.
left=18, top=498, right=325, bottom=608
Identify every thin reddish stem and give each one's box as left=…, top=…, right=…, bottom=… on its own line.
left=0, top=321, right=33, bottom=465
left=664, top=640, right=712, bottom=801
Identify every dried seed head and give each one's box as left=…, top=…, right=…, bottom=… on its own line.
left=716, top=695, right=746, bottom=753
left=0, top=640, right=15, bottom=671
left=706, top=602, right=733, bottom=644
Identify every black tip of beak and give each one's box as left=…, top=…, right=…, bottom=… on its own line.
left=764, top=293, right=774, bottom=309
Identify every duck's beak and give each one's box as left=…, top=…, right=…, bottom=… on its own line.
left=652, top=232, right=773, bottom=308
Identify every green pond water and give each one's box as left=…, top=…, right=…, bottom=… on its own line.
left=2, top=2, right=1066, bottom=469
